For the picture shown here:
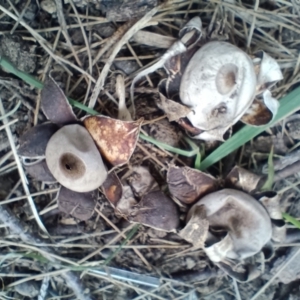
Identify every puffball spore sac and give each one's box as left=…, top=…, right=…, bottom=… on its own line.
left=180, top=42, right=257, bottom=140
left=45, top=124, right=107, bottom=192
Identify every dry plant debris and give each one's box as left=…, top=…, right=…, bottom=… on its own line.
left=0, top=0, right=300, bottom=299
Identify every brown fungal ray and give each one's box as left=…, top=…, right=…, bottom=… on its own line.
left=58, top=186, right=98, bottom=221
left=240, top=99, right=272, bottom=126
left=83, top=115, right=142, bottom=167
left=177, top=118, right=203, bottom=137
left=128, top=166, right=159, bottom=198
left=225, top=166, right=262, bottom=193
left=41, top=74, right=77, bottom=125
left=157, top=83, right=192, bottom=122
left=167, top=165, right=217, bottom=204
left=116, top=185, right=138, bottom=216
left=24, top=160, right=56, bottom=182
left=179, top=204, right=209, bottom=248
left=257, top=191, right=286, bottom=243
left=128, top=190, right=180, bottom=232
left=178, top=16, right=202, bottom=48
left=101, top=171, right=123, bottom=207
left=18, top=123, right=59, bottom=158
left=162, top=47, right=198, bottom=100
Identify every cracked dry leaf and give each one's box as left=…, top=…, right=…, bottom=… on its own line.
left=58, top=186, right=98, bottom=221
left=167, top=165, right=217, bottom=204
left=83, top=116, right=142, bottom=167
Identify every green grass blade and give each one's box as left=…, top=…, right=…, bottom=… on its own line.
left=0, top=56, right=98, bottom=115
left=261, top=146, right=274, bottom=191
left=139, top=133, right=199, bottom=157
left=282, top=212, right=300, bottom=229
left=200, top=86, right=300, bottom=170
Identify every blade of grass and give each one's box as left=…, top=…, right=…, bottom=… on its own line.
left=261, top=146, right=274, bottom=191
left=0, top=56, right=98, bottom=116
left=200, top=86, right=300, bottom=170
left=282, top=212, right=300, bottom=229
left=139, top=133, right=199, bottom=157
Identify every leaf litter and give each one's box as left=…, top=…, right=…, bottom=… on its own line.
left=1, top=1, right=300, bottom=299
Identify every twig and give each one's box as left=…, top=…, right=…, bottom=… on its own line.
left=0, top=99, right=48, bottom=234
left=250, top=247, right=300, bottom=300
left=0, top=205, right=92, bottom=300
left=89, top=5, right=160, bottom=108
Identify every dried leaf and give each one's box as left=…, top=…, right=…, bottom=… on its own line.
left=58, top=186, right=98, bottom=221
left=83, top=115, right=142, bottom=167
left=41, top=74, right=77, bottom=125
left=101, top=171, right=123, bottom=207
left=167, top=165, right=217, bottom=204
left=18, top=123, right=59, bottom=158
left=128, top=190, right=180, bottom=232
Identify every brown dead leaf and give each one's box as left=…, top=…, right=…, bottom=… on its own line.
left=83, top=115, right=142, bottom=167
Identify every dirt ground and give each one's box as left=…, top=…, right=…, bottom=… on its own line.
left=1, top=0, right=300, bottom=299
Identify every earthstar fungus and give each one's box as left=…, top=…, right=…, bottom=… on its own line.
left=18, top=74, right=141, bottom=220
left=131, top=16, right=283, bottom=141
left=167, top=165, right=286, bottom=282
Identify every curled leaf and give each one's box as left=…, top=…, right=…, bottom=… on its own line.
left=18, top=123, right=59, bottom=158
left=167, top=165, right=217, bottom=204
left=58, top=186, right=98, bottom=221
left=83, top=116, right=142, bottom=167
left=41, top=74, right=77, bottom=125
